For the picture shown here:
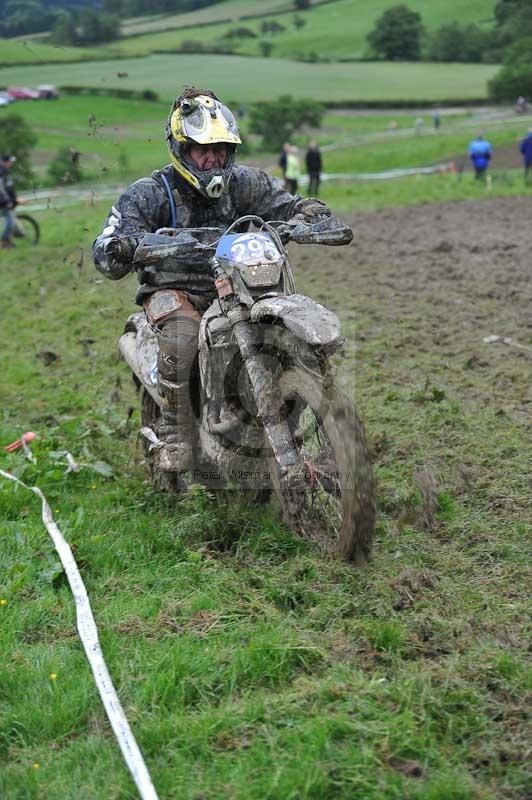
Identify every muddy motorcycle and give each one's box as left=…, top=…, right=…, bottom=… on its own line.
left=119, top=215, right=375, bottom=563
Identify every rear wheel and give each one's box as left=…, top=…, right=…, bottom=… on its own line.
left=15, top=213, right=40, bottom=245
left=270, top=367, right=375, bottom=564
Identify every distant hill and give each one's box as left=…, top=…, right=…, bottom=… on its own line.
left=115, top=0, right=495, bottom=63
left=0, top=0, right=225, bottom=38
left=0, top=0, right=101, bottom=38
left=2, top=0, right=496, bottom=64
left=40, top=0, right=99, bottom=6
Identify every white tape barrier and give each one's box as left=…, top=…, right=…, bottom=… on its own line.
left=299, top=162, right=455, bottom=184
left=0, top=468, right=160, bottom=800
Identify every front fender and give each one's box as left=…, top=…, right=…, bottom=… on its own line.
left=251, top=294, right=342, bottom=352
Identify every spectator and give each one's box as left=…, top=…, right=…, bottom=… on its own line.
left=432, top=110, right=441, bottom=131
left=0, top=155, right=24, bottom=250
left=305, top=140, right=322, bottom=196
left=285, top=144, right=300, bottom=194
left=519, top=128, right=532, bottom=183
left=415, top=116, right=424, bottom=135
left=278, top=142, right=290, bottom=189
left=515, top=96, right=528, bottom=115
left=468, top=134, right=492, bottom=181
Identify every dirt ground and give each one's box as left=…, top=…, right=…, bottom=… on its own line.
left=293, top=197, right=532, bottom=420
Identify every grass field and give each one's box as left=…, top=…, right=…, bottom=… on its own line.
left=121, top=0, right=329, bottom=36
left=319, top=169, right=532, bottom=212
left=5, top=94, right=528, bottom=194
left=319, top=123, right=527, bottom=174
left=1, top=194, right=530, bottom=799
left=3, top=0, right=494, bottom=64
left=0, top=55, right=498, bottom=105
left=113, top=0, right=494, bottom=62
left=0, top=37, right=114, bottom=67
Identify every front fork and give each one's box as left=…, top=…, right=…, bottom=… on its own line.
left=213, top=261, right=300, bottom=473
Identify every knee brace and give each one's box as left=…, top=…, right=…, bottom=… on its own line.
left=157, top=316, right=200, bottom=384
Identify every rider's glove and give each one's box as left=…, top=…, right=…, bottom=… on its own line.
left=293, top=198, right=332, bottom=223
left=104, top=236, right=138, bottom=263
left=290, top=217, right=353, bottom=246
left=275, top=223, right=295, bottom=245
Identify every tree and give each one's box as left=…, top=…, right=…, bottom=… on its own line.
left=47, top=147, right=83, bottom=185
left=293, top=14, right=306, bottom=30
left=491, top=0, right=532, bottom=59
left=489, top=36, right=532, bottom=100
left=50, top=7, right=120, bottom=45
left=495, top=0, right=532, bottom=28
left=77, top=9, right=120, bottom=43
left=260, top=20, right=285, bottom=35
left=0, top=0, right=61, bottom=37
left=259, top=40, right=273, bottom=57
left=222, top=26, right=257, bottom=39
left=249, top=94, right=324, bottom=151
left=367, top=5, right=424, bottom=61
left=0, top=114, right=36, bottom=188
left=428, top=22, right=490, bottom=63
left=50, top=12, right=78, bottom=45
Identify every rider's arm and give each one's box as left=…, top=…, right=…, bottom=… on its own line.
left=233, top=166, right=305, bottom=221
left=233, top=165, right=343, bottom=227
left=235, top=166, right=352, bottom=245
left=93, top=178, right=168, bottom=280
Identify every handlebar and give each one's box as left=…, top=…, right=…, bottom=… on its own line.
left=106, top=215, right=352, bottom=267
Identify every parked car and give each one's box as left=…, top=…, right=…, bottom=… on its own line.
left=7, top=87, right=40, bottom=100
left=0, top=92, right=14, bottom=107
left=37, top=84, right=59, bottom=100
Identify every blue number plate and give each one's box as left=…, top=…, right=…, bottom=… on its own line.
left=216, top=232, right=282, bottom=265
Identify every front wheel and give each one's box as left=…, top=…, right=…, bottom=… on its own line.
left=270, top=368, right=375, bottom=564
left=14, top=213, right=40, bottom=245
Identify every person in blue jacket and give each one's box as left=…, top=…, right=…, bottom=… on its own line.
left=519, top=128, right=532, bottom=182
left=468, top=135, right=492, bottom=181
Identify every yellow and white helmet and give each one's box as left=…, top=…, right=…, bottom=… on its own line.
left=165, top=89, right=241, bottom=200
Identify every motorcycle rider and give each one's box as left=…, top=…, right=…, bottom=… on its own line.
left=93, top=87, right=349, bottom=472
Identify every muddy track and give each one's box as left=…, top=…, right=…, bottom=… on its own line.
left=293, top=197, right=532, bottom=421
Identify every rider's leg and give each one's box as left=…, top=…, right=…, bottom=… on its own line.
left=144, top=290, right=201, bottom=471
left=1, top=208, right=15, bottom=248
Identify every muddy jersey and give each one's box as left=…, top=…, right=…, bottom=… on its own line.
left=93, top=164, right=333, bottom=304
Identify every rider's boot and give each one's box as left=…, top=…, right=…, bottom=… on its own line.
left=157, top=377, right=196, bottom=473
left=144, top=289, right=201, bottom=474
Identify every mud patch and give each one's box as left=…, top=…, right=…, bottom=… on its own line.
left=293, top=196, right=532, bottom=416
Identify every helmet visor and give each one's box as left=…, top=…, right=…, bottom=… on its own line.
left=171, top=95, right=241, bottom=146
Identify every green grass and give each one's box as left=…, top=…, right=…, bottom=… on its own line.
left=113, top=0, right=494, bottom=62
left=5, top=0, right=493, bottom=64
left=121, top=0, right=329, bottom=36
left=319, top=169, right=532, bottom=212
left=9, top=94, right=168, bottom=129
left=0, top=54, right=498, bottom=104
left=0, top=198, right=530, bottom=799
left=3, top=93, right=526, bottom=191
left=5, top=96, right=169, bottom=184
left=318, top=122, right=527, bottom=173
left=0, top=37, right=116, bottom=66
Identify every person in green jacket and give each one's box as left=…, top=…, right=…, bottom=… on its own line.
left=285, top=145, right=300, bottom=194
